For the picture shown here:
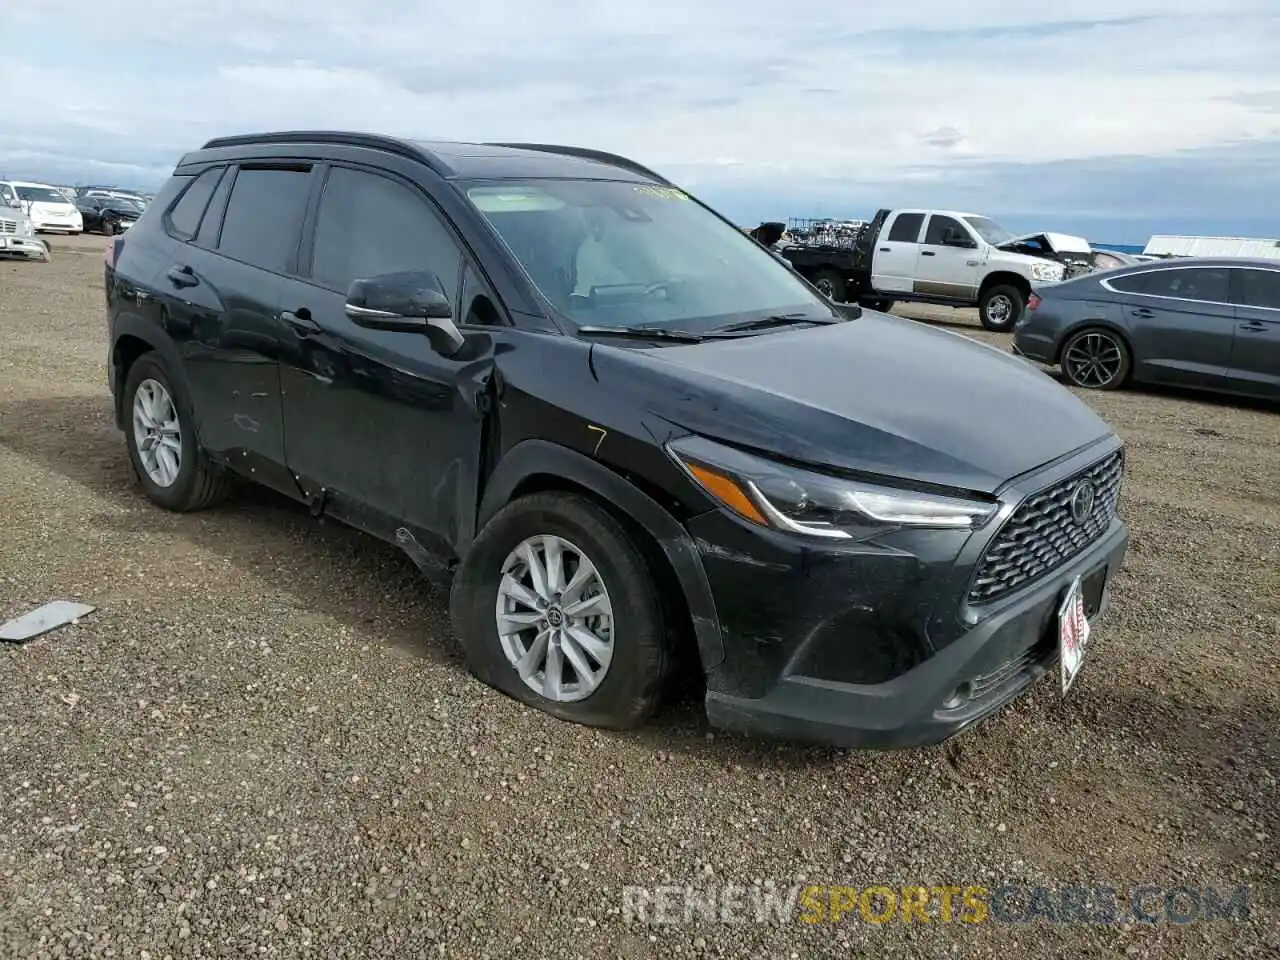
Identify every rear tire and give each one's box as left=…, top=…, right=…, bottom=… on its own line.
left=450, top=491, right=673, bottom=731
left=978, top=284, right=1025, bottom=332
left=1059, top=327, right=1132, bottom=391
left=122, top=352, right=230, bottom=511
left=812, top=269, right=847, bottom=302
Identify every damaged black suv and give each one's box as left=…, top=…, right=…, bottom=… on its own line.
left=104, top=131, right=1128, bottom=748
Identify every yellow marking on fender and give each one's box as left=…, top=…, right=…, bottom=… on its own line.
left=586, top=424, right=608, bottom=456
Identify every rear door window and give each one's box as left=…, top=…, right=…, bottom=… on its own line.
left=887, top=213, right=924, bottom=243
left=1142, top=267, right=1231, bottom=303
left=217, top=166, right=312, bottom=275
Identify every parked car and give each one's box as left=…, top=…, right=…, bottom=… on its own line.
left=777, top=209, right=1084, bottom=331
left=1013, top=257, right=1279, bottom=399
left=0, top=180, right=83, bottom=234
left=105, top=130, right=1129, bottom=748
left=77, top=194, right=144, bottom=234
left=0, top=201, right=51, bottom=261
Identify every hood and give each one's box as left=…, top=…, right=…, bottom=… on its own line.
left=593, top=313, right=1115, bottom=494
left=999, top=231, right=1092, bottom=255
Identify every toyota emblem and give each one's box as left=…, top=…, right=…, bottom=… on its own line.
left=1069, top=480, right=1097, bottom=524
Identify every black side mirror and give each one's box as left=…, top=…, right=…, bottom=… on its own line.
left=344, top=271, right=465, bottom=356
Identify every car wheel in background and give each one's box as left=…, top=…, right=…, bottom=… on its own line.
left=123, top=352, right=230, bottom=511
left=978, top=285, right=1025, bottom=332
left=812, top=269, right=847, bottom=302
left=450, top=491, right=673, bottom=731
left=1059, top=327, right=1133, bottom=391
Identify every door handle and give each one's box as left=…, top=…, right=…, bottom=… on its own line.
left=166, top=264, right=198, bottom=288
left=281, top=307, right=321, bottom=335
left=1130, top=307, right=1155, bottom=318
left=879, top=247, right=891, bottom=252
left=920, top=251, right=936, bottom=257
left=1238, top=320, right=1267, bottom=332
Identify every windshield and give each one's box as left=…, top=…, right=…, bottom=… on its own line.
left=963, top=216, right=1014, bottom=246
left=464, top=179, right=833, bottom=331
left=106, top=197, right=144, bottom=211
left=15, top=186, right=71, bottom=204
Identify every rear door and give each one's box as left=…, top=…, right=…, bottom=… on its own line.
left=157, top=161, right=313, bottom=494
left=915, top=214, right=982, bottom=299
left=870, top=212, right=924, bottom=292
left=1104, top=266, right=1235, bottom=389
left=1228, top=266, right=1280, bottom=398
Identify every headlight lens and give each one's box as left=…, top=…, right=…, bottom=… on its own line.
left=667, top=435, right=999, bottom=540
left=1031, top=261, right=1065, bottom=282
left=20, top=219, right=33, bottom=236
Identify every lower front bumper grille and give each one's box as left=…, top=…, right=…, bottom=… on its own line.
left=969, top=449, right=1124, bottom=604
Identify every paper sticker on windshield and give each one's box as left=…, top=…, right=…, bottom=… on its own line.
left=467, top=186, right=565, bottom=213
left=633, top=185, right=688, bottom=201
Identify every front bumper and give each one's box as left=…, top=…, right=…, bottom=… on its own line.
left=701, top=517, right=1128, bottom=749
left=0, top=235, right=48, bottom=258
left=33, top=218, right=81, bottom=233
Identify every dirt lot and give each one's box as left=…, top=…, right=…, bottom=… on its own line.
left=1, top=235, right=1277, bottom=959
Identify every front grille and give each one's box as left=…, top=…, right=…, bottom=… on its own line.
left=968, top=449, right=1124, bottom=604
left=0, top=219, right=16, bottom=235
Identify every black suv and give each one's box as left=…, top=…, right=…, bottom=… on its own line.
left=104, top=131, right=1129, bottom=748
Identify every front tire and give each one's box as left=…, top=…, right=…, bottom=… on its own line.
left=123, top=352, right=230, bottom=511
left=1060, top=327, right=1132, bottom=390
left=450, top=491, right=672, bottom=730
left=978, top=284, right=1025, bottom=332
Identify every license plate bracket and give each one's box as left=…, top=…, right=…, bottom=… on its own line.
left=1058, top=575, right=1092, bottom=694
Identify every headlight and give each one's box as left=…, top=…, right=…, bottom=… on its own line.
left=20, top=220, right=33, bottom=237
left=1031, top=261, right=1065, bottom=282
left=667, top=435, right=999, bottom=540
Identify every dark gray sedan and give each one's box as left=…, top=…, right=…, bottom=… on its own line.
left=1012, top=257, right=1280, bottom=400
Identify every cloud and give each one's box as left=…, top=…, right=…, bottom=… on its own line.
left=4, top=1, right=1280, bottom=239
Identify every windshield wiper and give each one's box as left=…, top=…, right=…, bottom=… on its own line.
left=708, top=313, right=843, bottom=335
left=576, top=325, right=708, bottom=343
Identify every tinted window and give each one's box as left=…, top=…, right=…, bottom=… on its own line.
left=165, top=167, right=224, bottom=240
left=887, top=213, right=924, bottom=243
left=310, top=167, right=463, bottom=297
left=218, top=167, right=312, bottom=274
left=1237, top=268, right=1280, bottom=310
left=1107, top=271, right=1149, bottom=294
left=1142, top=267, right=1230, bottom=303
left=924, top=214, right=967, bottom=245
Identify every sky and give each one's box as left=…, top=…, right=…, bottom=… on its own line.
left=4, top=1, right=1280, bottom=243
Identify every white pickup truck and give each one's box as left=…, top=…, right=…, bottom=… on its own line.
left=777, top=208, right=1093, bottom=331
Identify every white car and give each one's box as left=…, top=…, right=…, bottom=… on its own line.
left=0, top=203, right=51, bottom=260
left=0, top=180, right=83, bottom=234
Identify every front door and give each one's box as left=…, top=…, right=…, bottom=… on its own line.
left=1229, top=266, right=1280, bottom=398
left=870, top=212, right=924, bottom=293
left=915, top=214, right=983, bottom=299
left=276, top=163, right=491, bottom=550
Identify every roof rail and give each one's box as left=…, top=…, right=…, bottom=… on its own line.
left=483, top=143, right=671, bottom=184
left=198, top=131, right=447, bottom=174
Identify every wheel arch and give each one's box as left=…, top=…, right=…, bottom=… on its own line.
left=478, top=439, right=725, bottom=671
left=978, top=271, right=1032, bottom=300
left=110, top=317, right=193, bottom=431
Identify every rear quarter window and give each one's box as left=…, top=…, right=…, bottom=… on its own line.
left=163, top=167, right=225, bottom=240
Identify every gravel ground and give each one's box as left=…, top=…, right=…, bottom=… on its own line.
left=1, top=236, right=1277, bottom=959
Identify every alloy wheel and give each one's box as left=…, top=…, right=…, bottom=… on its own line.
left=495, top=534, right=615, bottom=703
left=132, top=378, right=183, bottom=487
left=1064, top=332, right=1124, bottom=388
left=986, top=294, right=1013, bottom=326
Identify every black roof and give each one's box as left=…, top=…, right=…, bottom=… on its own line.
left=189, top=131, right=669, bottom=184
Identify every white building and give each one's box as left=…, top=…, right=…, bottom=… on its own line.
left=1144, top=235, right=1280, bottom=260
